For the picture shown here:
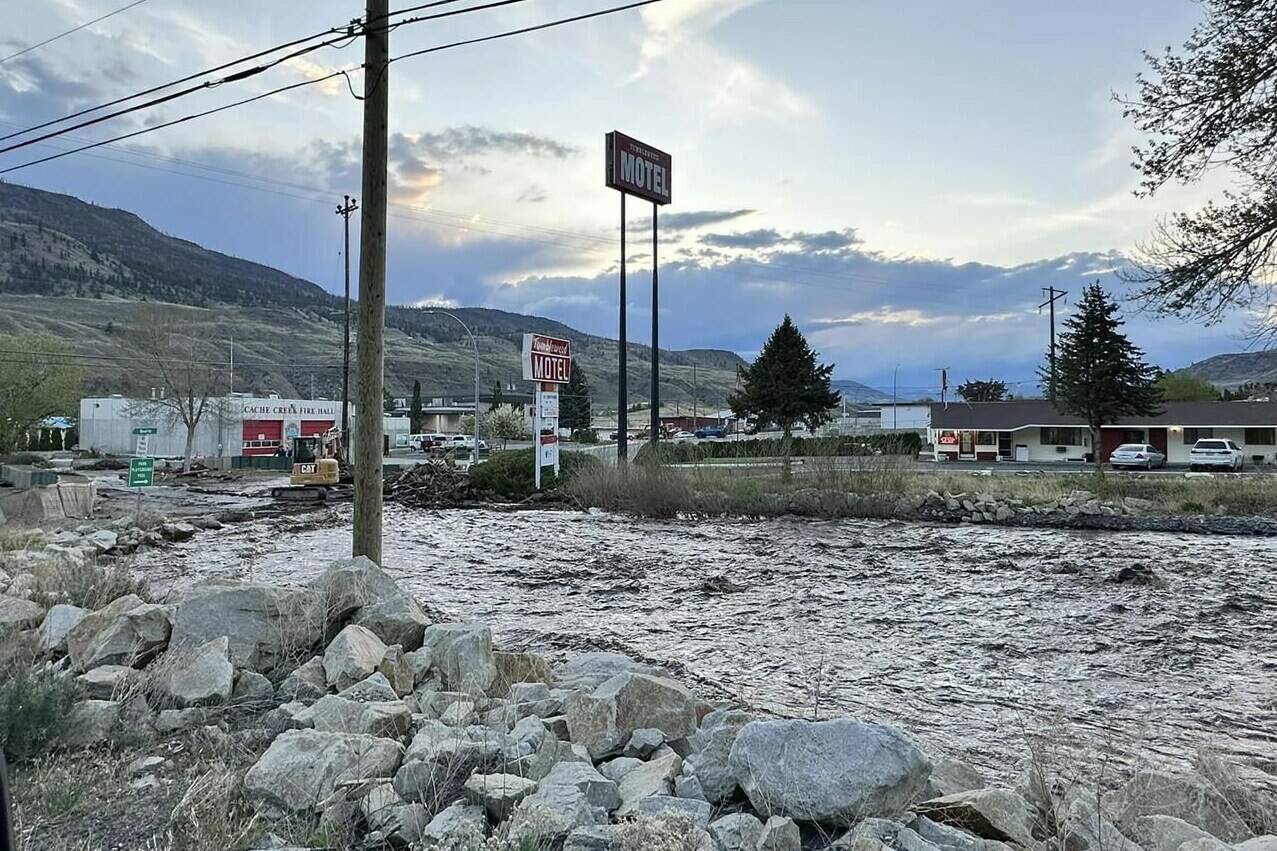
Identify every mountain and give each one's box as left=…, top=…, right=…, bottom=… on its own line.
left=0, top=181, right=745, bottom=407
left=1182, top=351, right=1277, bottom=390
left=831, top=378, right=891, bottom=403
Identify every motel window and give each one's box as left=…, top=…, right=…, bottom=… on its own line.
left=1184, top=427, right=1213, bottom=444
left=1040, top=427, right=1084, bottom=446
left=1244, top=428, right=1276, bottom=445
left=976, top=431, right=997, bottom=446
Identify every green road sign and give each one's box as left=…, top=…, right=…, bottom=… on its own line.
left=128, top=457, right=155, bottom=488
left=132, top=427, right=158, bottom=435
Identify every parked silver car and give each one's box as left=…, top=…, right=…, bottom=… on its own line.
left=1109, top=443, right=1166, bottom=470
left=1189, top=438, right=1245, bottom=471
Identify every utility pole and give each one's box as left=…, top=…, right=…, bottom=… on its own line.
left=892, top=363, right=899, bottom=430
left=692, top=362, right=697, bottom=429
left=937, top=367, right=949, bottom=408
left=336, top=195, right=359, bottom=461
left=353, top=0, right=388, bottom=563
left=1039, top=287, right=1067, bottom=402
left=228, top=337, right=234, bottom=395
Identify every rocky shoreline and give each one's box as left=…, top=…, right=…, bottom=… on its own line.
left=1, top=532, right=1274, bottom=850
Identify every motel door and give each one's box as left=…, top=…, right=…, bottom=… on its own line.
left=959, top=430, right=975, bottom=457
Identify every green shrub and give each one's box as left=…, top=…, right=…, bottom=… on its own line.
left=468, top=448, right=597, bottom=500
left=692, top=433, right=922, bottom=459
left=0, top=664, right=82, bottom=762
left=571, top=428, right=599, bottom=444
left=633, top=442, right=705, bottom=466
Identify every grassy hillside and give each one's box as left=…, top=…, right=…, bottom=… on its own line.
left=0, top=296, right=742, bottom=410
left=1183, top=351, right=1277, bottom=390
left=0, top=181, right=746, bottom=408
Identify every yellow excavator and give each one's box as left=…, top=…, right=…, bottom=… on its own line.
left=270, top=428, right=352, bottom=503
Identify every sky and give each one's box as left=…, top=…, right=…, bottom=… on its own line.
left=0, top=0, right=1255, bottom=398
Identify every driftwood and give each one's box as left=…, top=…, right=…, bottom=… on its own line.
left=383, top=462, right=472, bottom=508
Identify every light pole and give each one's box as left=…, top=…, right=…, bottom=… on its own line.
left=426, top=309, right=480, bottom=465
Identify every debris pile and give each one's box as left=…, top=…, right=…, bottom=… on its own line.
left=384, top=462, right=473, bottom=509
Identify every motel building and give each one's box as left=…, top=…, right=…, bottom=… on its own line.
left=927, top=399, right=1277, bottom=466
left=78, top=394, right=409, bottom=459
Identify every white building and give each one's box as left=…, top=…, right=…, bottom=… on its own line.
left=80, top=395, right=405, bottom=458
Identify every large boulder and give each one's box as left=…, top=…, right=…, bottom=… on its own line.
left=1111, top=769, right=1251, bottom=843
left=685, top=708, right=753, bottom=803
left=552, top=652, right=662, bottom=692
left=359, top=782, right=428, bottom=847
left=419, top=801, right=487, bottom=847
left=37, top=603, right=88, bottom=654
left=158, top=636, right=234, bottom=707
left=922, top=758, right=988, bottom=800
left=277, top=656, right=328, bottom=703
left=323, top=625, right=387, bottom=691
left=308, top=557, right=428, bottom=649
left=566, top=672, right=698, bottom=760
left=1061, top=799, right=1143, bottom=851
left=508, top=782, right=608, bottom=846
left=59, top=699, right=120, bottom=748
left=243, top=729, right=404, bottom=816
left=916, top=788, right=1041, bottom=847
left=294, top=695, right=411, bottom=738
left=1132, top=816, right=1214, bottom=851
left=420, top=623, right=497, bottom=695
left=169, top=580, right=321, bottom=672
left=464, top=772, right=538, bottom=821
left=540, top=761, right=622, bottom=811
left=759, top=816, right=802, bottom=851
left=67, top=595, right=171, bottom=671
left=616, top=748, right=683, bottom=817
left=710, top=813, right=765, bottom=851
left=0, top=595, right=45, bottom=630
left=728, top=718, right=931, bottom=825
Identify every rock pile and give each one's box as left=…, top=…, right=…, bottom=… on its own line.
left=8, top=550, right=1275, bottom=851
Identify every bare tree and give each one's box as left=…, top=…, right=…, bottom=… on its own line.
left=125, top=307, right=224, bottom=471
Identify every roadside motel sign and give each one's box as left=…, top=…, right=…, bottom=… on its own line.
left=522, top=334, right=572, bottom=383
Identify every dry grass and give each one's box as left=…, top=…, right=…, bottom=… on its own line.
left=563, top=456, right=1277, bottom=520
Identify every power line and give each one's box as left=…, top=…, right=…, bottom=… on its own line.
left=0, top=0, right=150, bottom=66
left=390, top=0, right=666, bottom=64
left=0, top=33, right=361, bottom=156
left=0, top=0, right=668, bottom=175
left=0, top=24, right=351, bottom=144
left=0, top=69, right=356, bottom=176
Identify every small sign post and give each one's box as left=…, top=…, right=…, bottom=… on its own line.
left=128, top=456, right=154, bottom=520
left=132, top=426, right=157, bottom=457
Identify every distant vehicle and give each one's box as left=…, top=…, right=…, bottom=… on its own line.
left=695, top=426, right=725, bottom=439
left=1109, top=443, right=1166, bottom=470
left=673, top=430, right=696, bottom=442
left=413, top=433, right=448, bottom=451
left=1189, top=438, right=1245, bottom=471
left=454, top=435, right=488, bottom=450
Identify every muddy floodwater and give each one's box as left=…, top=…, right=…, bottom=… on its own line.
left=136, top=505, right=1276, bottom=781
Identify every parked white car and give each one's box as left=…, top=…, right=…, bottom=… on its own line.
left=1109, top=443, right=1166, bottom=470
left=1189, top=438, right=1245, bottom=471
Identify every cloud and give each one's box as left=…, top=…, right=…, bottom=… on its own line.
left=812, top=308, right=943, bottom=328
left=656, top=209, right=757, bottom=232
left=793, top=229, right=861, bottom=251
left=700, top=228, right=784, bottom=249
left=412, top=295, right=458, bottom=308
left=401, top=126, right=577, bottom=162
left=517, top=185, right=549, bottom=204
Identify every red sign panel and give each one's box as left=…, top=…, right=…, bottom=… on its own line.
left=938, top=433, right=959, bottom=446
left=522, top=333, right=572, bottom=383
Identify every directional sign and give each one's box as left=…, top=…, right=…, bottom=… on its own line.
left=128, top=457, right=155, bottom=488
left=131, top=427, right=158, bottom=435
left=539, top=435, right=559, bottom=468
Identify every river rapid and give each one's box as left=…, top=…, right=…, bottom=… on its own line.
left=135, top=505, right=1276, bottom=784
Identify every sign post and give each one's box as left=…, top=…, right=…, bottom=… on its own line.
left=128, top=456, right=154, bottom=520
left=132, top=426, right=157, bottom=458
left=606, top=130, right=672, bottom=460
left=522, top=334, right=572, bottom=490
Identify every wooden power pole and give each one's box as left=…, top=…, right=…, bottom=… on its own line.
left=353, top=0, right=389, bottom=563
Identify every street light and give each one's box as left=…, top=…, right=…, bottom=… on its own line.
left=425, top=309, right=480, bottom=466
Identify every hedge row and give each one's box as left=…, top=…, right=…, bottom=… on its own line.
left=634, top=433, right=922, bottom=464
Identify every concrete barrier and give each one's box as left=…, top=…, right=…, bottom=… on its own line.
left=0, top=465, right=59, bottom=488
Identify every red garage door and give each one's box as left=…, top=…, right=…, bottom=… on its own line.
left=300, top=420, right=334, bottom=437
left=242, top=420, right=283, bottom=456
